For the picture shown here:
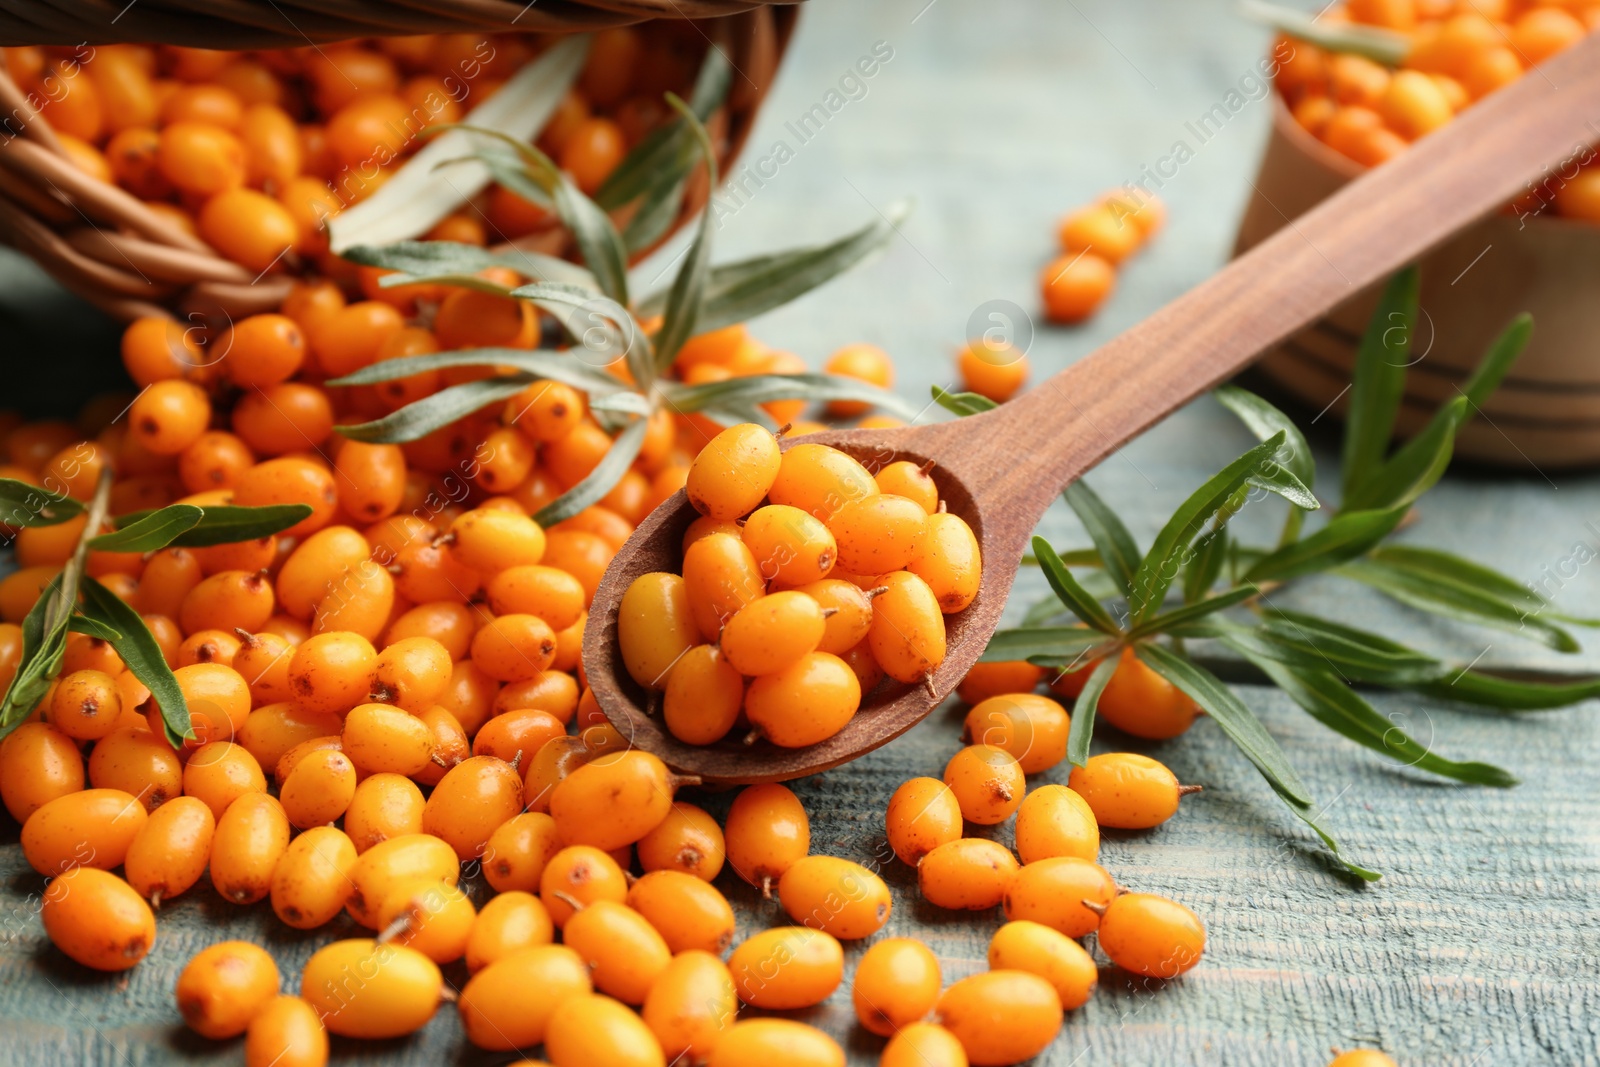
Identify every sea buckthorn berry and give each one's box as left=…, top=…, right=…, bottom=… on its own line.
left=545, top=992, right=666, bottom=1067
left=725, top=783, right=810, bottom=895
left=617, top=572, right=700, bottom=687
left=885, top=776, right=962, bottom=865
left=158, top=122, right=246, bottom=196
left=199, top=187, right=299, bottom=272
left=828, top=493, right=927, bottom=574
left=129, top=379, right=210, bottom=455
left=560, top=899, right=672, bottom=1004
left=936, top=971, right=1062, bottom=1067
left=121, top=317, right=201, bottom=386
left=961, top=694, right=1069, bottom=774
left=662, top=644, right=743, bottom=745
left=729, top=926, right=844, bottom=1009
left=1096, top=892, right=1206, bottom=979
left=742, top=504, right=838, bottom=587
left=40, top=867, right=155, bottom=971
left=1378, top=68, right=1452, bottom=140
left=341, top=703, right=434, bottom=776
left=176, top=940, right=280, bottom=1039
left=637, top=802, right=724, bottom=880
left=239, top=704, right=341, bottom=774
left=232, top=631, right=294, bottom=706
left=745, top=651, right=862, bottom=747
left=1059, top=202, right=1143, bottom=263
left=778, top=855, right=891, bottom=940
left=868, top=570, right=947, bottom=683
left=334, top=440, right=406, bottom=522
left=301, top=939, right=442, bottom=1039
left=473, top=707, right=565, bottom=764
left=958, top=661, right=1044, bottom=705
left=823, top=344, right=893, bottom=417
left=385, top=601, right=478, bottom=660
left=643, top=951, right=735, bottom=1063
left=1097, top=647, right=1198, bottom=739
left=543, top=529, right=614, bottom=603
left=721, top=590, right=827, bottom=677
left=1327, top=1052, right=1398, bottom=1067
left=390, top=538, right=481, bottom=604
left=1067, top=751, right=1198, bottom=829
left=276, top=526, right=371, bottom=619
left=523, top=735, right=592, bottom=813
left=344, top=772, right=425, bottom=853
left=21, top=788, right=148, bottom=876
left=124, top=794, right=213, bottom=904
left=508, top=381, right=586, bottom=442
left=176, top=629, right=242, bottom=669
left=181, top=569, right=276, bottom=634
left=184, top=743, right=268, bottom=820
left=918, top=838, right=1019, bottom=910
left=232, top=383, right=335, bottom=458
left=0, top=723, right=83, bottom=822
left=1040, top=251, right=1115, bottom=323
left=874, top=459, right=939, bottom=514
left=483, top=811, right=560, bottom=893
left=270, top=825, right=358, bottom=929
left=853, top=937, right=941, bottom=1037
left=627, top=870, right=737, bottom=956
left=310, top=301, right=404, bottom=378
left=274, top=736, right=344, bottom=787
left=1003, top=856, right=1117, bottom=937
left=470, top=613, right=558, bottom=683
left=551, top=750, right=677, bottom=849
left=487, top=564, right=586, bottom=631
left=794, top=578, right=875, bottom=654
left=958, top=339, right=1029, bottom=403
left=458, top=944, right=591, bottom=1050
left=1014, top=783, right=1099, bottom=864
left=289, top=631, right=376, bottom=715
left=245, top=996, right=327, bottom=1067
left=882, top=1023, right=970, bottom=1067
left=369, top=636, right=451, bottom=713
left=494, top=671, right=581, bottom=724
left=1511, top=7, right=1585, bottom=67
left=989, top=920, right=1097, bottom=1011
left=48, top=669, right=122, bottom=741
left=681, top=531, right=764, bottom=638
left=685, top=423, right=781, bottom=520
left=768, top=443, right=877, bottom=522
left=910, top=512, right=982, bottom=613
left=709, top=1019, right=844, bottom=1067
left=541, top=844, right=629, bottom=927
left=312, top=559, right=395, bottom=642
left=943, top=744, right=1025, bottom=825
left=280, top=747, right=358, bottom=828
left=377, top=880, right=476, bottom=964
left=466, top=890, right=554, bottom=973
left=234, top=457, right=338, bottom=538
left=423, top=755, right=524, bottom=861
left=345, top=833, right=460, bottom=929
left=449, top=507, right=546, bottom=575
left=210, top=792, right=290, bottom=904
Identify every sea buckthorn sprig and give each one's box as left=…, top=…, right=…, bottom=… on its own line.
left=956, top=267, right=1600, bottom=880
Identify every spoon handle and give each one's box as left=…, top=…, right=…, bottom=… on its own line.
left=941, top=32, right=1600, bottom=516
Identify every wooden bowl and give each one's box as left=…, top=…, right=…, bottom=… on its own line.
left=1235, top=96, right=1600, bottom=468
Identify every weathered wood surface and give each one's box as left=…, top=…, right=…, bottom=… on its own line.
left=2, top=1, right=1599, bottom=1064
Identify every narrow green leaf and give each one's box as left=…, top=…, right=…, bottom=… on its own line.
left=343, top=239, right=597, bottom=293
left=1127, top=432, right=1286, bottom=624
left=1066, top=654, right=1122, bottom=768
left=1130, top=584, right=1258, bottom=638
left=0, top=576, right=67, bottom=735
left=1342, top=267, right=1418, bottom=500
left=1339, top=558, right=1579, bottom=652
left=329, top=347, right=627, bottom=396
left=622, top=175, right=688, bottom=253
left=336, top=377, right=533, bottom=444
left=1244, top=504, right=1407, bottom=583
left=0, top=479, right=83, bottom=527
left=1215, top=385, right=1315, bottom=488
left=1251, top=657, right=1517, bottom=787
left=1019, top=594, right=1073, bottom=629
left=1247, top=612, right=1447, bottom=685
left=1461, top=313, right=1533, bottom=411
left=68, top=615, right=122, bottom=641
left=1182, top=527, right=1229, bottom=604
left=89, top=504, right=203, bottom=553
left=1343, top=395, right=1468, bottom=512
left=80, top=577, right=190, bottom=748
left=1246, top=460, right=1319, bottom=510
left=662, top=374, right=919, bottom=420
left=979, top=626, right=1110, bottom=663
left=1368, top=546, right=1548, bottom=613
left=652, top=94, right=718, bottom=372
left=1033, top=537, right=1121, bottom=635
left=931, top=385, right=998, bottom=417
left=1418, top=670, right=1600, bottom=710
left=1240, top=0, right=1410, bottom=64
left=596, top=47, right=730, bottom=209
left=533, top=416, right=651, bottom=527
left=1271, top=778, right=1384, bottom=882
left=1135, top=642, right=1313, bottom=806
left=553, top=173, right=630, bottom=307
left=1063, top=481, right=1140, bottom=599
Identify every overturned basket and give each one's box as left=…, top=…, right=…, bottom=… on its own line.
left=0, top=2, right=798, bottom=322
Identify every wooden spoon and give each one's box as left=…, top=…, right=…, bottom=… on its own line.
left=586, top=34, right=1600, bottom=784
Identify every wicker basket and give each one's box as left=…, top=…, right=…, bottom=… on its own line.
left=0, top=3, right=797, bottom=322
left=1236, top=96, right=1600, bottom=468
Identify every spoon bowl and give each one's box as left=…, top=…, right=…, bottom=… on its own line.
left=584, top=33, right=1600, bottom=783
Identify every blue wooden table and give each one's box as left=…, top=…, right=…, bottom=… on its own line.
left=2, top=2, right=1598, bottom=1063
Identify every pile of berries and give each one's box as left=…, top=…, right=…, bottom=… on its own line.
left=1040, top=189, right=1165, bottom=326
left=1277, top=0, right=1600, bottom=220
left=1, top=24, right=704, bottom=275
left=621, top=424, right=980, bottom=750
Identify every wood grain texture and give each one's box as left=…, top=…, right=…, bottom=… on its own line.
left=2, top=1, right=1599, bottom=1063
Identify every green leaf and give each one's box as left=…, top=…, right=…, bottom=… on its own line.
left=1063, top=481, right=1140, bottom=599
left=1215, top=385, right=1315, bottom=489
left=1182, top=527, right=1229, bottom=604
left=328, top=347, right=627, bottom=396
left=68, top=616, right=122, bottom=641
left=1342, top=396, right=1468, bottom=512
left=1251, top=657, right=1517, bottom=787
left=1130, top=584, right=1258, bottom=639
left=1417, top=670, right=1600, bottom=710
left=1368, top=546, right=1549, bottom=614
left=1244, top=504, right=1408, bottom=583
left=553, top=172, right=629, bottom=307
left=652, top=95, right=719, bottom=373
left=1460, top=313, right=1532, bottom=412
left=342, top=240, right=598, bottom=293
left=931, top=385, right=998, bottom=417
left=1240, top=0, right=1409, bottom=65
left=640, top=203, right=911, bottom=334
left=1338, top=557, right=1579, bottom=652
left=1034, top=537, right=1121, bottom=635
left=0, top=479, right=83, bottom=527
left=596, top=47, right=731, bottom=209
left=507, top=283, right=653, bottom=386
left=979, top=626, right=1111, bottom=664
left=662, top=374, right=918, bottom=421
left=621, top=175, right=688, bottom=253
left=1271, top=778, right=1384, bottom=882
left=1065, top=654, right=1121, bottom=768
left=79, top=577, right=190, bottom=748
left=1246, top=460, right=1319, bottom=511
left=89, top=504, right=203, bottom=553
left=533, top=416, right=651, bottom=527
left=1134, top=642, right=1313, bottom=806
left=1127, top=432, right=1287, bottom=624
left=1342, top=268, right=1418, bottom=500
left=1244, top=612, right=1447, bottom=686
left=336, top=377, right=534, bottom=444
